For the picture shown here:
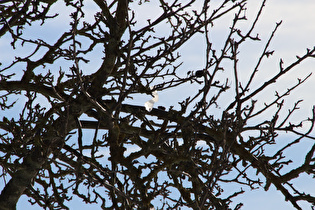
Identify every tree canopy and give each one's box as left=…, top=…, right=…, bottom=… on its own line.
left=0, top=0, right=315, bottom=209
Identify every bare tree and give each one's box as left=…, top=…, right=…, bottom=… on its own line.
left=0, top=0, right=315, bottom=209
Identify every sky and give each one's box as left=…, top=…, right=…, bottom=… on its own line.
left=1, top=0, right=315, bottom=209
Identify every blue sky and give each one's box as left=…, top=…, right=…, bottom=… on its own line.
left=1, top=0, right=315, bottom=209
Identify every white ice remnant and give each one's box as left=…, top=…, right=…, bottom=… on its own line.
left=144, top=88, right=158, bottom=112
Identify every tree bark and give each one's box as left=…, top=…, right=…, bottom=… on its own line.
left=0, top=147, right=46, bottom=210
